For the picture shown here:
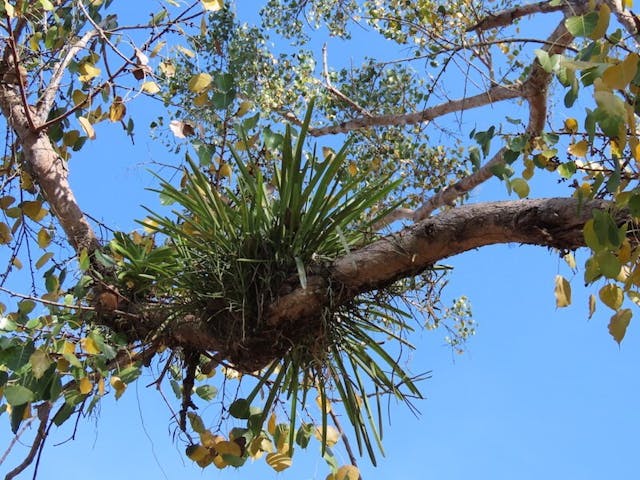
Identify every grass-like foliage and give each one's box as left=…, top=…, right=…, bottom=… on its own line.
left=129, top=104, right=424, bottom=462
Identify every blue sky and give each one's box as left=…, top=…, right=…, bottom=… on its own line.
left=2, top=2, right=640, bottom=479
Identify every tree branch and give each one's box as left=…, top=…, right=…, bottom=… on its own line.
left=308, top=84, right=520, bottom=137
left=466, top=0, right=566, bottom=33
left=412, top=14, right=577, bottom=220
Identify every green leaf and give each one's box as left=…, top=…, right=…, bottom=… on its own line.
left=4, top=385, right=35, bottom=406
left=595, top=251, right=621, bottom=279
left=229, top=398, right=251, bottom=419
left=510, top=178, right=529, bottom=198
left=29, top=349, right=51, bottom=380
left=195, top=385, right=218, bottom=401
left=565, top=12, right=599, bottom=37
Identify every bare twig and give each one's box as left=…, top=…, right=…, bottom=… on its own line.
left=5, top=16, right=37, bottom=132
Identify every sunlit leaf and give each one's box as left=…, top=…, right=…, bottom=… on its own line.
left=568, top=140, right=588, bottom=157
left=265, top=452, right=292, bottom=472
left=4, top=385, right=34, bottom=406
left=588, top=294, right=596, bottom=319
left=510, top=178, right=529, bottom=198
left=602, top=53, right=639, bottom=90
left=141, top=81, right=161, bottom=94
left=599, top=283, right=623, bottom=310
left=29, top=349, right=51, bottom=379
left=564, top=117, right=578, bottom=133
left=188, top=73, right=213, bottom=93
left=81, top=337, right=100, bottom=355
left=554, top=275, right=571, bottom=307
left=109, top=100, right=126, bottom=122
left=608, top=309, right=632, bottom=344
left=79, top=377, right=93, bottom=394
left=0, top=222, right=11, bottom=244
left=78, top=116, right=96, bottom=139
left=314, top=425, right=340, bottom=447
left=201, top=0, right=224, bottom=11
left=35, top=252, right=54, bottom=269
left=110, top=376, right=126, bottom=399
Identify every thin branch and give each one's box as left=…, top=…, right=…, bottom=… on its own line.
left=413, top=14, right=576, bottom=220
left=308, top=83, right=520, bottom=137
left=0, top=285, right=96, bottom=312
left=4, top=402, right=51, bottom=480
left=35, top=29, right=97, bottom=124
left=320, top=43, right=372, bottom=117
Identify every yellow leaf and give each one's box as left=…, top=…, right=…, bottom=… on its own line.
left=63, top=130, right=80, bottom=147
left=194, top=93, right=210, bottom=107
left=268, top=412, right=276, bottom=435
left=0, top=195, right=14, bottom=209
left=78, top=116, right=96, bottom=139
left=201, top=0, right=223, bottom=11
left=564, top=117, right=578, bottom=133
left=22, top=200, right=47, bottom=221
left=265, top=452, right=292, bottom=472
left=554, top=275, right=571, bottom=308
left=186, top=444, right=209, bottom=462
left=0, top=222, right=12, bottom=244
left=4, top=1, right=14, bottom=17
left=314, top=425, right=340, bottom=447
left=188, top=73, right=212, bottom=93
left=602, top=53, right=639, bottom=90
left=234, top=100, right=252, bottom=117
left=510, top=178, right=529, bottom=198
left=98, top=376, right=105, bottom=395
left=35, top=252, right=53, bottom=269
left=335, top=465, right=360, bottom=480
left=563, top=252, right=576, bottom=269
left=36, top=228, right=51, bottom=248
left=29, top=349, right=51, bottom=379
left=588, top=294, right=597, bottom=319
left=322, top=147, right=335, bottom=159
left=315, top=395, right=332, bottom=413
left=141, top=81, right=160, bottom=94
left=215, top=440, right=241, bottom=457
left=72, top=89, right=88, bottom=106
left=81, top=337, right=100, bottom=355
left=108, top=100, right=126, bottom=122
left=149, top=41, right=166, bottom=57
left=219, top=163, right=232, bottom=177
left=347, top=161, right=358, bottom=176
left=78, top=62, right=101, bottom=82
left=599, top=283, right=624, bottom=310
left=588, top=3, right=611, bottom=40
left=212, top=454, right=227, bottom=469
left=568, top=140, right=588, bottom=157
left=62, top=341, right=75, bottom=355
left=608, top=308, right=632, bottom=344
left=79, top=377, right=93, bottom=394
left=110, top=376, right=126, bottom=399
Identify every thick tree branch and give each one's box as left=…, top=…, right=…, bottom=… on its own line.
left=466, top=0, right=565, bottom=33
left=604, top=0, right=640, bottom=47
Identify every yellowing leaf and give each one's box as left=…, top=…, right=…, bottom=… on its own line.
left=219, top=163, right=232, bottom=177
left=37, top=228, right=51, bottom=248
left=78, top=62, right=101, bottom=82
left=98, top=376, right=105, bottom=395
left=188, top=73, right=212, bottom=93
left=510, top=178, right=529, bottom=198
left=602, top=52, right=639, bottom=90
left=193, top=93, right=210, bottom=107
left=201, top=0, right=223, bottom=11
left=0, top=222, right=12, bottom=244
left=110, top=376, right=126, bottom=399
left=608, top=308, right=632, bottom=344
left=72, top=89, right=88, bottom=106
left=315, top=395, right=332, bottom=413
left=564, top=117, right=579, bottom=133
left=141, top=81, right=161, bottom=94
left=588, top=294, right=597, bottom=319
left=588, top=3, right=611, bottom=40
left=62, top=341, right=75, bottom=355
left=568, top=140, right=588, bottom=157
left=599, top=283, right=624, bottom=310
left=35, top=252, right=54, bottom=269
left=78, top=116, right=96, bottom=140
left=215, top=440, right=241, bottom=456
left=212, top=455, right=227, bottom=469
left=29, top=349, right=51, bottom=379
left=314, top=425, right=340, bottom=447
left=186, top=444, right=209, bottom=462
left=563, top=252, right=576, bottom=269
left=335, top=465, right=360, bottom=480
left=265, top=452, right=292, bottom=472
left=108, top=100, right=126, bottom=122
left=81, top=336, right=100, bottom=355
left=347, top=161, right=358, bottom=176
left=4, top=1, right=14, bottom=17
left=22, top=200, right=47, bottom=221
left=268, top=412, right=276, bottom=435
left=554, top=275, right=571, bottom=307
left=79, top=376, right=93, bottom=394
left=234, top=100, right=252, bottom=117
